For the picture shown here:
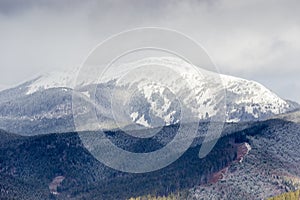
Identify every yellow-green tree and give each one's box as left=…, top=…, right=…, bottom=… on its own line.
left=268, top=190, right=300, bottom=200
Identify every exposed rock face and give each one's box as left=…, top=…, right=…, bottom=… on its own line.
left=49, top=176, right=65, bottom=195
left=237, top=142, right=251, bottom=163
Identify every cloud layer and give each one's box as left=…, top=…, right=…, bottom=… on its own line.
left=0, top=0, right=299, bottom=101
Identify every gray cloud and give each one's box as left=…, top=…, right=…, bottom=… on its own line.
left=0, top=0, right=299, bottom=101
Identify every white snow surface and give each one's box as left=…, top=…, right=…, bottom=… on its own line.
left=24, top=57, right=295, bottom=123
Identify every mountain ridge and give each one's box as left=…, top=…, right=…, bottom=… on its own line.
left=0, top=57, right=298, bottom=135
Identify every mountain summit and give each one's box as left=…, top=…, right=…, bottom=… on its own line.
left=0, top=57, right=298, bottom=135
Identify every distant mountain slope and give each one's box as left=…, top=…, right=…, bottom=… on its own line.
left=188, top=112, right=300, bottom=199
left=0, top=57, right=298, bottom=135
left=1, top=111, right=300, bottom=199
left=0, top=123, right=242, bottom=200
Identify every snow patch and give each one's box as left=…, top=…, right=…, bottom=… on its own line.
left=136, top=114, right=151, bottom=128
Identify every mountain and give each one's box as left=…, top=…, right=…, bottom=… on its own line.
left=0, top=123, right=241, bottom=199
left=0, top=111, right=300, bottom=199
left=188, top=111, right=300, bottom=199
left=0, top=57, right=298, bottom=135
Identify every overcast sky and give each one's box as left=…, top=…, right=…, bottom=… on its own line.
left=0, top=0, right=299, bottom=102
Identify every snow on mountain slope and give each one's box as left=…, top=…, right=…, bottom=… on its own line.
left=221, top=74, right=292, bottom=122
left=26, top=67, right=78, bottom=95
left=75, top=57, right=296, bottom=124
left=25, top=58, right=298, bottom=123
left=0, top=57, right=298, bottom=135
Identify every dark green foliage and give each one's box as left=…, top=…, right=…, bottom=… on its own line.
left=0, top=122, right=246, bottom=200
left=1, top=118, right=297, bottom=199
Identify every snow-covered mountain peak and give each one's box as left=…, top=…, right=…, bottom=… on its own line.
left=2, top=56, right=296, bottom=134
left=26, top=67, right=79, bottom=95
left=220, top=74, right=291, bottom=121
left=25, top=57, right=213, bottom=93
left=25, top=57, right=296, bottom=117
